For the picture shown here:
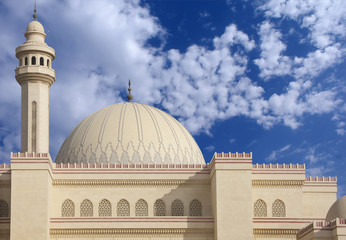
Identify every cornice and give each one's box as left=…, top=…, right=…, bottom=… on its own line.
left=53, top=179, right=211, bottom=188
left=50, top=228, right=214, bottom=237
left=253, top=228, right=299, bottom=237
left=252, top=180, right=305, bottom=188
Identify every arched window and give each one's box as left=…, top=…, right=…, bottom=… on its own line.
left=272, top=199, right=286, bottom=217
left=31, top=56, right=36, bottom=65
left=61, top=199, right=75, bottom=217
left=40, top=57, right=44, bottom=66
left=171, top=199, right=184, bottom=216
left=98, top=199, right=111, bottom=217
left=117, top=199, right=130, bottom=216
left=80, top=199, right=93, bottom=217
left=189, top=199, right=202, bottom=216
left=0, top=200, right=9, bottom=217
left=47, top=59, right=50, bottom=67
left=25, top=57, right=28, bottom=66
left=135, top=199, right=148, bottom=216
left=254, top=199, right=267, bottom=217
left=19, top=58, right=22, bottom=66
left=153, top=199, right=166, bottom=216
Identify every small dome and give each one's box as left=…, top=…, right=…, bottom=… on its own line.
left=26, top=20, right=45, bottom=34
left=56, top=102, right=205, bottom=165
left=326, top=196, right=346, bottom=221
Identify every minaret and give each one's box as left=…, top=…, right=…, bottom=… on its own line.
left=15, top=8, right=55, bottom=153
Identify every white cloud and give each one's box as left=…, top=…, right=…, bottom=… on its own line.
left=254, top=21, right=292, bottom=79
left=266, top=144, right=291, bottom=161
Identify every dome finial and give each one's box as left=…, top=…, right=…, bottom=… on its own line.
left=127, top=79, right=133, bottom=102
left=33, top=1, right=38, bottom=21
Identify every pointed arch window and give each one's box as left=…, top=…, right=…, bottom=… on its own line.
left=117, top=199, right=130, bottom=216
left=80, top=199, right=93, bottom=217
left=171, top=199, right=184, bottom=216
left=153, top=199, right=166, bottom=216
left=135, top=199, right=148, bottom=216
left=61, top=199, right=75, bottom=217
left=0, top=200, right=9, bottom=217
left=254, top=199, right=267, bottom=217
left=98, top=199, right=112, bottom=217
left=272, top=199, right=286, bottom=217
left=25, top=57, right=28, bottom=66
left=40, top=57, right=44, bottom=66
left=189, top=199, right=202, bottom=216
left=31, top=56, right=36, bottom=65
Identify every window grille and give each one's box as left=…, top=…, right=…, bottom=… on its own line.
left=80, top=199, right=93, bottom=217
left=189, top=199, right=202, bottom=216
left=272, top=199, right=286, bottom=217
left=135, top=199, right=148, bottom=216
left=117, top=199, right=130, bottom=216
left=99, top=199, right=112, bottom=217
left=171, top=199, right=184, bottom=216
left=0, top=200, right=9, bottom=217
left=61, top=199, right=75, bottom=217
left=254, top=199, right=267, bottom=217
left=153, top=199, right=166, bottom=216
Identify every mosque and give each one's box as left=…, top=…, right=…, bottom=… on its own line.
left=0, top=10, right=345, bottom=240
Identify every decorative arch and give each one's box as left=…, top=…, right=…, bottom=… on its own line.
left=135, top=199, right=148, bottom=216
left=98, top=199, right=111, bottom=217
left=254, top=199, right=267, bottom=217
left=153, top=199, right=166, bottom=216
left=80, top=199, right=93, bottom=217
left=31, top=56, right=36, bottom=65
left=189, top=199, right=202, bottom=216
left=0, top=200, right=9, bottom=217
left=272, top=199, right=286, bottom=217
left=171, top=199, right=184, bottom=216
left=61, top=199, right=75, bottom=217
left=117, top=199, right=130, bottom=216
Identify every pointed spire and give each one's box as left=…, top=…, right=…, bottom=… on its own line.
left=33, top=1, right=38, bottom=21
left=127, top=79, right=133, bottom=102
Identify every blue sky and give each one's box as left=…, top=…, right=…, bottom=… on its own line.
left=0, top=0, right=345, bottom=197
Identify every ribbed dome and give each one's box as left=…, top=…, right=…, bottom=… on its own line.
left=56, top=102, right=205, bottom=165
left=326, top=196, right=346, bottom=221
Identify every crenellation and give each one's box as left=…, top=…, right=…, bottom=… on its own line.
left=54, top=162, right=207, bottom=169
left=213, top=152, right=252, bottom=159
left=0, top=163, right=10, bottom=169
left=11, top=152, right=49, bottom=158
left=305, top=176, right=337, bottom=182
left=253, top=163, right=305, bottom=169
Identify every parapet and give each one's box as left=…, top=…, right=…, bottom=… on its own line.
left=55, top=163, right=208, bottom=169
left=253, top=163, right=305, bottom=169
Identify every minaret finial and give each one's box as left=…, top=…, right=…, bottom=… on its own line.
left=127, top=79, right=133, bottom=102
left=33, top=1, right=38, bottom=21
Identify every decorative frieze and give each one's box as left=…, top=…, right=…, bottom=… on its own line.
left=253, top=228, right=299, bottom=238
left=253, top=163, right=305, bottom=169
left=50, top=228, right=214, bottom=237
left=252, top=180, right=305, bottom=188
left=53, top=179, right=210, bottom=188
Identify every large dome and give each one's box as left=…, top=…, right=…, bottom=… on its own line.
left=326, top=196, right=346, bottom=221
left=56, top=102, right=205, bottom=165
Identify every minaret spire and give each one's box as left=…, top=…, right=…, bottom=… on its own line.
left=127, top=79, right=133, bottom=102
left=33, top=2, right=38, bottom=21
